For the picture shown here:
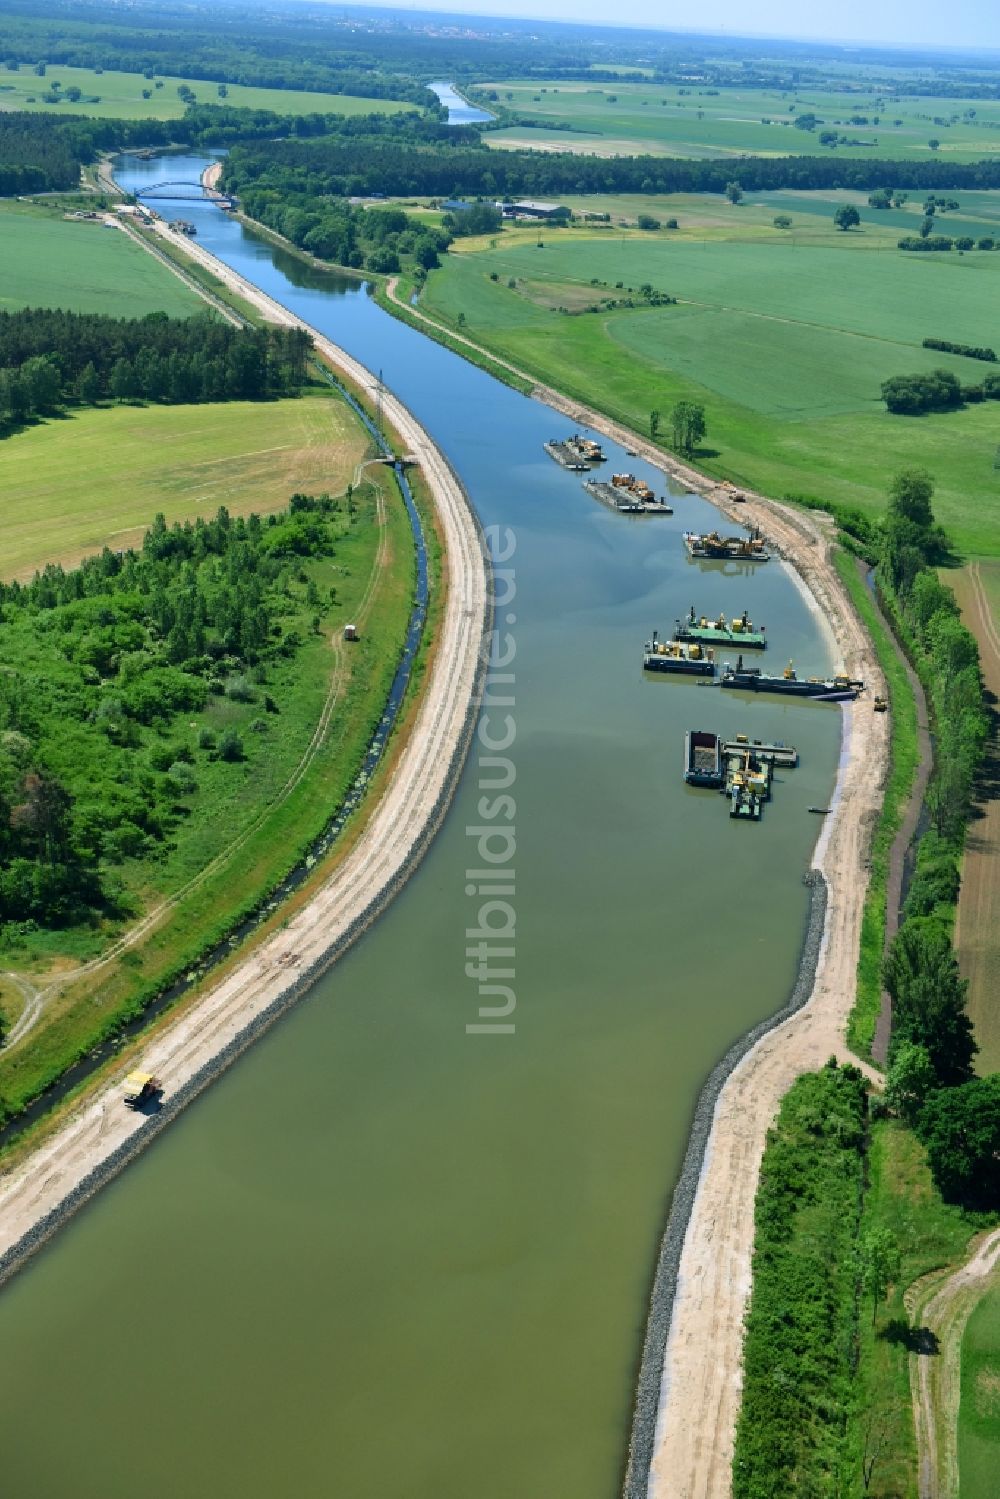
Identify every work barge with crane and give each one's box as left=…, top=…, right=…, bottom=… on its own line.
left=683, top=731, right=795, bottom=821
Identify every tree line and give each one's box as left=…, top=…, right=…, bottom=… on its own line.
left=875, top=470, right=994, bottom=1208
left=0, top=310, right=311, bottom=433
left=0, top=107, right=452, bottom=195
left=222, top=128, right=1000, bottom=204
left=0, top=498, right=343, bottom=936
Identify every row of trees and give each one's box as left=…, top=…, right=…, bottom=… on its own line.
left=0, top=499, right=345, bottom=930
left=0, top=311, right=311, bottom=433
left=922, top=337, right=997, bottom=361
left=876, top=470, right=993, bottom=1208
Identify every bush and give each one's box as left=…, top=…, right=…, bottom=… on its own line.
left=218, top=729, right=244, bottom=762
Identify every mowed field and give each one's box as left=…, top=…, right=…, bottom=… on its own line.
left=0, top=62, right=414, bottom=120
left=480, top=77, right=1000, bottom=162
left=0, top=392, right=368, bottom=579
left=960, top=1283, right=1000, bottom=1497
left=0, top=204, right=200, bottom=317
left=422, top=203, right=1000, bottom=555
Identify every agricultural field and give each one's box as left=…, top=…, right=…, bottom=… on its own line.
left=0, top=390, right=368, bottom=579
left=478, top=77, right=1000, bottom=162
left=0, top=201, right=200, bottom=318
left=959, top=1283, right=1000, bottom=1497
left=420, top=199, right=1000, bottom=555
left=952, top=559, right=1000, bottom=1074
left=0, top=62, right=414, bottom=121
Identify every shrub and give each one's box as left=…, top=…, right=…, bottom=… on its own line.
left=218, top=729, right=244, bottom=762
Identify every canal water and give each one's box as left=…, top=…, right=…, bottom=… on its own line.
left=0, top=157, right=840, bottom=1499
left=430, top=79, right=495, bottom=126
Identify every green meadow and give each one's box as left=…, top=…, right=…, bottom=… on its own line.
left=0, top=62, right=413, bottom=121
left=480, top=77, right=1000, bottom=162
left=0, top=391, right=367, bottom=579
left=423, top=205, right=1000, bottom=555
left=0, top=201, right=200, bottom=318
left=960, top=1284, right=1000, bottom=1497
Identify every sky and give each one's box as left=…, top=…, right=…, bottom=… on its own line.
left=344, top=0, right=999, bottom=50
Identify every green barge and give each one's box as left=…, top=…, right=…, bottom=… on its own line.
left=674, top=607, right=767, bottom=651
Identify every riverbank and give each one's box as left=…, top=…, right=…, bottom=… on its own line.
left=382, top=269, right=890, bottom=1498
left=0, top=228, right=490, bottom=1285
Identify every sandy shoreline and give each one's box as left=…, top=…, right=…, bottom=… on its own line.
left=0, top=229, right=490, bottom=1283
left=382, top=284, right=889, bottom=1496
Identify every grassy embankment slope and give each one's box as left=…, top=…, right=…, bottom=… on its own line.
left=477, top=77, right=1000, bottom=163
left=0, top=62, right=413, bottom=120
left=0, top=200, right=200, bottom=318
left=421, top=202, right=1000, bottom=557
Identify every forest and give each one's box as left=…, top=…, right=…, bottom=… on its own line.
left=221, top=131, right=1000, bottom=204
left=0, top=311, right=312, bottom=432
left=0, top=498, right=343, bottom=932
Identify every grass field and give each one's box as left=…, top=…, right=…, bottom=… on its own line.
left=0, top=62, right=414, bottom=120
left=478, top=77, right=1000, bottom=162
left=422, top=206, right=1000, bottom=555
left=959, top=1283, right=1000, bottom=1497
left=0, top=390, right=368, bottom=579
left=0, top=201, right=200, bottom=318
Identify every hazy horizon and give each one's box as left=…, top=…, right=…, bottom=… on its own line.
left=330, top=0, right=998, bottom=52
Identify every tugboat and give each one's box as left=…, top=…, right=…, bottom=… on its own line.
left=674, top=606, right=766, bottom=650
left=643, top=632, right=715, bottom=676
left=720, top=656, right=863, bottom=700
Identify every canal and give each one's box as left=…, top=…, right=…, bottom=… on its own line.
left=0, top=157, right=840, bottom=1499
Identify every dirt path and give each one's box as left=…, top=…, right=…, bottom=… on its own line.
left=908, top=1226, right=1000, bottom=1498
left=863, top=564, right=932, bottom=1065
left=0, top=232, right=489, bottom=1282
left=384, top=276, right=891, bottom=1499
left=952, top=561, right=1000, bottom=1075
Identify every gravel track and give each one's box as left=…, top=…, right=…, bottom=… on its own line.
left=0, top=230, right=490, bottom=1286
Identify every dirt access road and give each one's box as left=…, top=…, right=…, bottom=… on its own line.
left=382, top=279, right=890, bottom=1497
left=0, top=231, right=489, bottom=1281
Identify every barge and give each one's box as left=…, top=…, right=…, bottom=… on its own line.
left=674, top=606, right=767, bottom=650
left=721, top=656, right=863, bottom=701
left=644, top=631, right=715, bottom=676
left=544, top=441, right=587, bottom=471
left=544, top=434, right=606, bottom=469
left=585, top=480, right=672, bottom=515
left=684, top=729, right=724, bottom=787
left=683, top=528, right=770, bottom=562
